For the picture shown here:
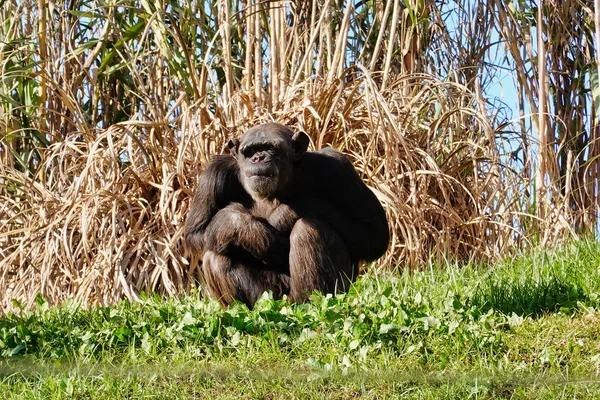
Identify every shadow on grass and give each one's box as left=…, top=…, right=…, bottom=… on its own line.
left=472, top=275, right=588, bottom=317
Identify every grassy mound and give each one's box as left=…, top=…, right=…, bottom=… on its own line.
left=1, top=240, right=600, bottom=398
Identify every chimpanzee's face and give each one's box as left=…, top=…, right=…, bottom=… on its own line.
left=228, top=123, right=309, bottom=200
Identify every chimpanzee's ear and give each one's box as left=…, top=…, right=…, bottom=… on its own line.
left=291, top=131, right=309, bottom=160
left=227, top=138, right=240, bottom=157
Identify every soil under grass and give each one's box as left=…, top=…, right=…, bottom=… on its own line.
left=2, top=240, right=600, bottom=399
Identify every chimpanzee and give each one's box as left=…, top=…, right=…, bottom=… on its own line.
left=184, top=123, right=389, bottom=308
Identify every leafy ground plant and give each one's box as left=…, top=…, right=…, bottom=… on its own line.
left=1, top=240, right=600, bottom=398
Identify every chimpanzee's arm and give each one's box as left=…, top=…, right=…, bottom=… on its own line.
left=294, top=149, right=389, bottom=263
left=204, top=203, right=289, bottom=267
left=184, top=155, right=248, bottom=252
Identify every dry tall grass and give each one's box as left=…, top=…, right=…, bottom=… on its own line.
left=0, top=0, right=583, bottom=312
left=493, top=0, right=600, bottom=236
left=0, top=70, right=525, bottom=311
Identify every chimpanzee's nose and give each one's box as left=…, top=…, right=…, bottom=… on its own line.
left=251, top=152, right=266, bottom=162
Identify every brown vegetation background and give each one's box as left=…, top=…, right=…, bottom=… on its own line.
left=1, top=0, right=598, bottom=312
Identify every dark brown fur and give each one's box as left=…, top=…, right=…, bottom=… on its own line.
left=185, top=123, right=389, bottom=308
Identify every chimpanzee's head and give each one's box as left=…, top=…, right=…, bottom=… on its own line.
left=228, top=123, right=309, bottom=200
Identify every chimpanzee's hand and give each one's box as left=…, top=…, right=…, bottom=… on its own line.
left=267, top=203, right=300, bottom=234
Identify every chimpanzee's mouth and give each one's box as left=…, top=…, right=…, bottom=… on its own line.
left=250, top=173, right=274, bottom=178
left=247, top=168, right=275, bottom=178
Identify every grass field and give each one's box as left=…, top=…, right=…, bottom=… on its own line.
left=2, top=240, right=600, bottom=399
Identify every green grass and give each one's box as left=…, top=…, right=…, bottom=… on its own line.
left=2, top=240, right=600, bottom=399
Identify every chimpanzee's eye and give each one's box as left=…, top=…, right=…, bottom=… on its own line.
left=242, top=144, right=274, bottom=157
left=241, top=146, right=256, bottom=157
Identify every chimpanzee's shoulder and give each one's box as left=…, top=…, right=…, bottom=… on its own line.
left=303, top=147, right=351, bottom=164
left=299, top=148, right=355, bottom=174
